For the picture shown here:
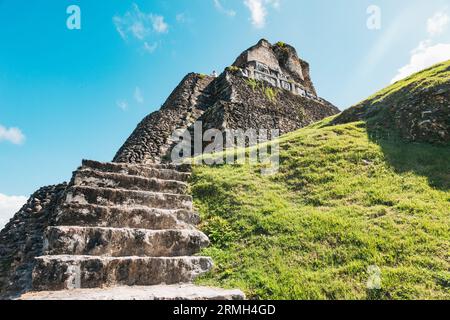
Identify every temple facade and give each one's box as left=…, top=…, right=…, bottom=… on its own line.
left=232, top=39, right=321, bottom=102
left=238, top=60, right=321, bottom=101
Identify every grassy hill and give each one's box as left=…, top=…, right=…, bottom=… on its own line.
left=189, top=65, right=450, bottom=300
left=333, top=60, right=450, bottom=144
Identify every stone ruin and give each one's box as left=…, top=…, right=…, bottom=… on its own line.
left=233, top=39, right=319, bottom=100
left=114, top=39, right=339, bottom=164
left=0, top=39, right=339, bottom=300
left=239, top=60, right=320, bottom=101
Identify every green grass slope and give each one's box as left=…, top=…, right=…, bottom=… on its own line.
left=190, top=119, right=450, bottom=299
left=333, top=60, right=450, bottom=144
left=365, top=59, right=450, bottom=102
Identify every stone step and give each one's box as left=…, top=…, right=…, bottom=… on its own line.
left=73, top=169, right=188, bottom=194
left=81, top=160, right=191, bottom=181
left=20, top=284, right=246, bottom=300
left=84, top=159, right=192, bottom=172
left=63, top=186, right=193, bottom=210
left=44, top=226, right=210, bottom=257
left=55, top=203, right=200, bottom=229
left=32, top=255, right=213, bottom=291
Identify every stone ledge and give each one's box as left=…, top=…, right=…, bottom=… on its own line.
left=55, top=204, right=200, bottom=229
left=32, top=255, right=214, bottom=290
left=44, top=226, right=210, bottom=257
left=73, top=168, right=188, bottom=194
left=83, top=159, right=192, bottom=177
left=19, top=284, right=245, bottom=300
left=64, top=186, right=193, bottom=210
left=83, top=159, right=192, bottom=172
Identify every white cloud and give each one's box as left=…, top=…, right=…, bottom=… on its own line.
left=244, top=0, right=266, bottom=28
left=175, top=12, right=194, bottom=25
left=390, top=10, right=450, bottom=83
left=143, top=41, right=158, bottom=53
left=244, top=0, right=280, bottom=28
left=130, top=20, right=146, bottom=40
left=267, top=0, right=281, bottom=10
left=152, top=15, right=168, bottom=33
left=116, top=100, right=128, bottom=111
left=134, top=87, right=144, bottom=104
left=0, top=193, right=27, bottom=230
left=113, top=3, right=168, bottom=53
left=391, top=42, right=450, bottom=83
left=0, top=125, right=25, bottom=145
left=213, top=0, right=236, bottom=17
left=427, top=11, right=449, bottom=36
left=176, top=13, right=187, bottom=23
left=113, top=17, right=127, bottom=40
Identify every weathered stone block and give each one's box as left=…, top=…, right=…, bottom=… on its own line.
left=73, top=169, right=188, bottom=194
left=63, top=186, right=193, bottom=210
left=44, top=226, right=210, bottom=257
left=55, top=203, right=199, bottom=229
left=20, top=284, right=245, bottom=300
left=32, top=255, right=213, bottom=291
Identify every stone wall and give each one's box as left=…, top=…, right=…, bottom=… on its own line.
left=234, top=39, right=280, bottom=72
left=239, top=61, right=319, bottom=100
left=169, top=70, right=339, bottom=159
left=197, top=71, right=338, bottom=137
left=113, top=73, right=215, bottom=164
left=0, top=184, right=67, bottom=299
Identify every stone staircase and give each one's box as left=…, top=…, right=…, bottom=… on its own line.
left=21, top=160, right=244, bottom=300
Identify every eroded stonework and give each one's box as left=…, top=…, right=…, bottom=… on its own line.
left=198, top=71, right=338, bottom=134
left=0, top=184, right=67, bottom=299
left=332, top=76, right=450, bottom=144
left=114, top=39, right=339, bottom=164
left=1, top=39, right=338, bottom=299
left=114, top=73, right=216, bottom=164
left=232, top=39, right=317, bottom=97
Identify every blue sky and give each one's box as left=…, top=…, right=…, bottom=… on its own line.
left=0, top=0, right=449, bottom=225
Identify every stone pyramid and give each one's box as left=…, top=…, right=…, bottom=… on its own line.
left=1, top=39, right=338, bottom=300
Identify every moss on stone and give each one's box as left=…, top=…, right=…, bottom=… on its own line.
left=246, top=78, right=260, bottom=92
left=264, top=87, right=278, bottom=102
left=245, top=78, right=278, bottom=102
left=226, top=66, right=241, bottom=73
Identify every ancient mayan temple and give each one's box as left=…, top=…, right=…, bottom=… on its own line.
left=0, top=40, right=339, bottom=300
left=114, top=39, right=339, bottom=164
